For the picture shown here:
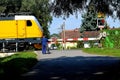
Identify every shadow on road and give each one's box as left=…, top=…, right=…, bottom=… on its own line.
left=20, top=56, right=120, bottom=80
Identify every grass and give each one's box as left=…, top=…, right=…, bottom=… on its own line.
left=0, top=51, right=38, bottom=78
left=82, top=48, right=120, bottom=57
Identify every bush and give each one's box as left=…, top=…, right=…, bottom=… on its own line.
left=101, top=29, right=120, bottom=48
left=77, top=41, right=84, bottom=48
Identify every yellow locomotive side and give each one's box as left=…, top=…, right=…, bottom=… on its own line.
left=26, top=20, right=43, bottom=38
left=17, top=20, right=26, bottom=38
left=0, top=20, right=17, bottom=39
left=0, top=15, right=43, bottom=52
left=0, top=15, right=43, bottom=39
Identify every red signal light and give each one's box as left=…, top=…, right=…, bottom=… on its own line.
left=101, top=19, right=105, bottom=24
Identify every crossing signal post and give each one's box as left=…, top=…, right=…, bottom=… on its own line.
left=97, top=12, right=105, bottom=30
left=97, top=18, right=105, bottom=30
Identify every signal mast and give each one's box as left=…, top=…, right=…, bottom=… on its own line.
left=97, top=12, right=106, bottom=30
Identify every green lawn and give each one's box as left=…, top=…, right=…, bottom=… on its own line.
left=0, top=51, right=38, bottom=77
left=82, top=48, right=120, bottom=57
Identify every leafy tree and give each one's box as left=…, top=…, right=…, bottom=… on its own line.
left=51, top=0, right=120, bottom=19
left=80, top=2, right=97, bottom=32
left=0, top=0, right=22, bottom=14
left=50, top=33, right=60, bottom=38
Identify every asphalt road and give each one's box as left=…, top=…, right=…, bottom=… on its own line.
left=20, top=50, right=120, bottom=80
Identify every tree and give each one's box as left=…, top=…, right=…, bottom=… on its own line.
left=50, top=33, right=60, bottom=38
left=0, top=0, right=22, bottom=14
left=51, top=0, right=120, bottom=19
left=80, top=2, right=97, bottom=32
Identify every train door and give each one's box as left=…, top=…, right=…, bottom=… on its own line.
left=17, top=20, right=26, bottom=38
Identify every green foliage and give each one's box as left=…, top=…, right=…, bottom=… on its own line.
left=51, top=0, right=88, bottom=18
left=77, top=41, right=84, bottom=48
left=0, top=51, right=38, bottom=77
left=80, top=3, right=97, bottom=33
left=50, top=33, right=60, bottom=38
left=69, top=47, right=78, bottom=49
left=0, top=0, right=22, bottom=13
left=56, top=42, right=61, bottom=48
left=101, top=29, right=120, bottom=48
left=51, top=0, right=119, bottom=19
left=82, top=48, right=120, bottom=57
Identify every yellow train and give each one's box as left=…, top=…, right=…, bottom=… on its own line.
left=0, top=14, right=43, bottom=52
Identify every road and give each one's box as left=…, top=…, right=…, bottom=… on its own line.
left=20, top=50, right=120, bottom=80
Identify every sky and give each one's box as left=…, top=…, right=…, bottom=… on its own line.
left=49, top=14, right=120, bottom=35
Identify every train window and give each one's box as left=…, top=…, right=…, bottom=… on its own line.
left=27, top=20, right=32, bottom=26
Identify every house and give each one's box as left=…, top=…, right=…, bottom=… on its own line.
left=59, top=28, right=81, bottom=49
left=81, top=31, right=100, bottom=38
left=60, top=28, right=81, bottom=39
left=49, top=28, right=101, bottom=49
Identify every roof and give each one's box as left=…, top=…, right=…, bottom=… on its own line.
left=82, top=31, right=100, bottom=38
left=15, top=15, right=36, bottom=20
left=60, top=28, right=81, bottom=38
left=0, top=15, right=36, bottom=20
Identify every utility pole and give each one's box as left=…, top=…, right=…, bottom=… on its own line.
left=58, top=20, right=66, bottom=50
left=62, top=21, right=66, bottom=50
left=60, top=21, right=65, bottom=50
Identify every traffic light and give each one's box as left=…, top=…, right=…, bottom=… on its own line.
left=97, top=18, right=105, bottom=28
